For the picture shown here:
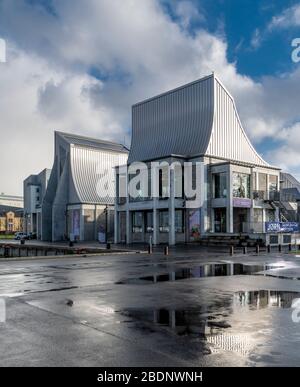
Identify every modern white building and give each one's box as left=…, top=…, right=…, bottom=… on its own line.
left=42, top=131, right=128, bottom=242
left=23, top=168, right=51, bottom=238
left=115, top=74, right=282, bottom=245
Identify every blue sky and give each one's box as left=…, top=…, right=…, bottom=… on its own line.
left=0, top=0, right=300, bottom=194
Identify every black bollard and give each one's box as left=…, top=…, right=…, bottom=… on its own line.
left=164, top=245, right=169, bottom=256
left=106, top=243, right=111, bottom=250
left=4, top=246, right=9, bottom=258
left=279, top=244, right=282, bottom=253
left=230, top=246, right=234, bottom=256
left=21, top=239, right=25, bottom=245
left=267, top=245, right=271, bottom=253
left=148, top=244, right=153, bottom=254
left=243, top=246, right=247, bottom=255
left=289, top=244, right=292, bottom=252
left=256, top=244, right=260, bottom=254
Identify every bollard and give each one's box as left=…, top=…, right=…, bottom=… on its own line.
left=256, top=244, right=260, bottom=255
left=243, top=246, right=247, bottom=255
left=148, top=244, right=153, bottom=254
left=267, top=245, right=271, bottom=253
left=69, top=241, right=74, bottom=248
left=20, top=239, right=25, bottom=245
left=289, top=244, right=292, bottom=252
left=164, top=245, right=169, bottom=256
left=4, top=246, right=9, bottom=258
left=106, top=243, right=111, bottom=250
left=278, top=244, right=282, bottom=253
left=230, top=246, right=234, bottom=256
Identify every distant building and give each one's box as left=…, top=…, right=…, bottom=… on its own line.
left=0, top=194, right=24, bottom=234
left=115, top=74, right=282, bottom=245
left=23, top=168, right=51, bottom=238
left=0, top=194, right=23, bottom=208
left=0, top=206, right=23, bottom=234
left=42, top=131, right=128, bottom=242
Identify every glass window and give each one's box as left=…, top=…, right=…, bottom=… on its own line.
left=159, top=211, right=169, bottom=232
left=214, top=208, right=226, bottom=233
left=258, top=173, right=267, bottom=192
left=175, top=210, right=184, bottom=233
left=159, top=167, right=169, bottom=198
left=269, top=175, right=278, bottom=192
left=145, top=212, right=153, bottom=233
left=214, top=173, right=227, bottom=198
left=233, top=173, right=250, bottom=198
left=132, top=212, right=143, bottom=233
left=174, top=164, right=183, bottom=198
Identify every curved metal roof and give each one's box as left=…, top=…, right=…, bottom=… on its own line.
left=129, top=75, right=214, bottom=163
left=129, top=74, right=273, bottom=168
left=70, top=145, right=128, bottom=204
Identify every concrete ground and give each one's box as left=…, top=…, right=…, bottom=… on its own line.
left=1, top=247, right=300, bottom=367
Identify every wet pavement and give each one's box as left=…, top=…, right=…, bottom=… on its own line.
left=1, top=248, right=300, bottom=366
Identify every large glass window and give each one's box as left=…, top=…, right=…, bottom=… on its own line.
left=233, top=173, right=250, bottom=198
left=132, top=212, right=143, bottom=233
left=258, top=173, right=267, bottom=192
left=159, top=211, right=169, bottom=232
left=175, top=210, right=184, bottom=233
left=269, top=175, right=278, bottom=192
left=174, top=164, right=183, bottom=198
left=214, top=173, right=227, bottom=198
left=145, top=211, right=153, bottom=233
left=159, top=167, right=169, bottom=198
left=214, top=208, right=226, bottom=233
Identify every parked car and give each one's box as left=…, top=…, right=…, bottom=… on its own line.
left=27, top=232, right=37, bottom=240
left=14, top=232, right=28, bottom=240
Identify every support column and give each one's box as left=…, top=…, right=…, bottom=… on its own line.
left=114, top=208, right=119, bottom=244
left=80, top=207, right=84, bottom=242
left=153, top=208, right=158, bottom=245
left=227, top=166, right=233, bottom=233
left=126, top=210, right=132, bottom=245
left=169, top=167, right=175, bottom=245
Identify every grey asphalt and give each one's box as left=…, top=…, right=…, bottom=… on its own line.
left=1, top=247, right=300, bottom=367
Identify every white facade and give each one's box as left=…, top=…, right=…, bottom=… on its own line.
left=42, top=131, right=128, bottom=242
left=115, top=74, right=281, bottom=245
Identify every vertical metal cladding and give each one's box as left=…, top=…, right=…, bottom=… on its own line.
left=206, top=78, right=269, bottom=166
left=71, top=146, right=128, bottom=204
left=129, top=75, right=215, bottom=163
left=129, top=74, right=271, bottom=168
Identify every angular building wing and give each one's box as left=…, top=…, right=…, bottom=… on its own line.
left=42, top=131, right=128, bottom=242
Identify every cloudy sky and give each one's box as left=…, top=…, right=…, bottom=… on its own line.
left=0, top=0, right=300, bottom=195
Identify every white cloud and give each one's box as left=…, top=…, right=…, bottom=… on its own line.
left=0, top=0, right=300, bottom=194
left=268, top=3, right=300, bottom=30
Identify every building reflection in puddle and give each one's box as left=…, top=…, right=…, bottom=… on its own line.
left=117, top=263, right=284, bottom=284
left=120, top=290, right=300, bottom=357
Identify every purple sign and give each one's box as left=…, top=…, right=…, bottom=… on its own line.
left=233, top=198, right=252, bottom=208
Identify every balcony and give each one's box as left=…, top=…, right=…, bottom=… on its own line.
left=253, top=190, right=280, bottom=201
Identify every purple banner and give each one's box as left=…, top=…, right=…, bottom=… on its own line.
left=233, top=198, right=252, bottom=208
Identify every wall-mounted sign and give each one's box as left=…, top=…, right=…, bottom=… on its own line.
left=265, top=222, right=300, bottom=233
left=233, top=198, right=252, bottom=208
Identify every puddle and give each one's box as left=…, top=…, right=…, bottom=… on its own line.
left=118, top=291, right=300, bottom=335
left=116, top=263, right=283, bottom=284
left=233, top=290, right=300, bottom=309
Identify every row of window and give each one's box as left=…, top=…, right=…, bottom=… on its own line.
left=132, top=210, right=185, bottom=233
left=214, top=172, right=278, bottom=199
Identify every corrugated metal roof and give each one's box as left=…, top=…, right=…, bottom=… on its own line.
left=129, top=75, right=214, bottom=163
left=128, top=74, right=274, bottom=168
left=70, top=146, right=128, bottom=204
left=56, top=131, right=129, bottom=154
